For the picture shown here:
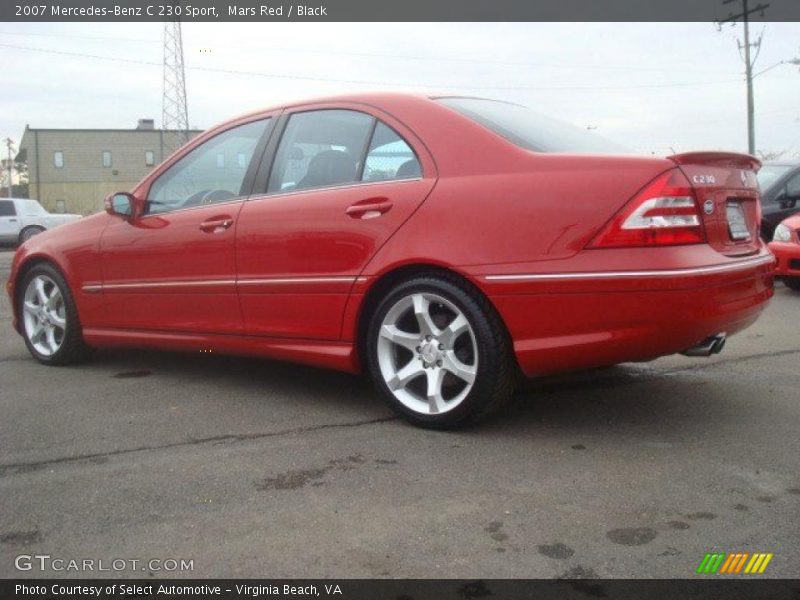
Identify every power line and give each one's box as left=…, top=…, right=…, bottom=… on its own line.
left=0, top=42, right=749, bottom=92
left=0, top=28, right=729, bottom=73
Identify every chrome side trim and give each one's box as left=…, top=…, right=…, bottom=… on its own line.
left=82, top=276, right=358, bottom=292
left=85, top=280, right=236, bottom=292
left=250, top=176, right=423, bottom=201
left=483, top=255, right=775, bottom=282
left=139, top=197, right=245, bottom=218
left=238, top=277, right=357, bottom=285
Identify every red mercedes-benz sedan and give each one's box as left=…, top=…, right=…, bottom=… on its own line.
left=6, top=93, right=775, bottom=428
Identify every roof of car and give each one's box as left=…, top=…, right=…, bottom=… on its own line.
left=227, top=92, right=439, bottom=122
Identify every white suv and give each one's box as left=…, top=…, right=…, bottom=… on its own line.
left=0, top=198, right=81, bottom=244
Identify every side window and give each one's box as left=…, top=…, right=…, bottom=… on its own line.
left=146, top=118, right=270, bottom=215
left=24, top=201, right=46, bottom=216
left=362, top=122, right=420, bottom=182
left=0, top=200, right=16, bottom=216
left=267, top=110, right=374, bottom=193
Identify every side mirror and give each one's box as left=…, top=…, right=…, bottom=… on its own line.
left=104, top=192, right=138, bottom=219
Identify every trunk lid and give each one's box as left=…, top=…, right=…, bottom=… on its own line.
left=669, top=152, right=762, bottom=256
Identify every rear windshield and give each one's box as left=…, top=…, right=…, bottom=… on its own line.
left=436, top=97, right=629, bottom=154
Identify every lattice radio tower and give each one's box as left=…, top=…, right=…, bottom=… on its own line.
left=162, top=9, right=190, bottom=147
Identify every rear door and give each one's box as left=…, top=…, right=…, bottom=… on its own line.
left=236, top=105, right=436, bottom=340
left=0, top=200, right=19, bottom=241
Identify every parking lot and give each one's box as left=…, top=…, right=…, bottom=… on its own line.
left=0, top=247, right=798, bottom=579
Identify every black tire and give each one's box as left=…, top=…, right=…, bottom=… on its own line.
left=19, top=226, right=45, bottom=244
left=17, top=263, right=93, bottom=365
left=365, top=273, right=516, bottom=429
left=784, top=277, right=800, bottom=291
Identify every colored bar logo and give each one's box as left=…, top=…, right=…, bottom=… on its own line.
left=696, top=552, right=773, bottom=574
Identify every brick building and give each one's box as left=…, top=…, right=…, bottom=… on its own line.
left=17, top=120, right=202, bottom=215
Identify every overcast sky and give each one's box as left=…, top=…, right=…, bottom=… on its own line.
left=1, top=22, right=798, bottom=157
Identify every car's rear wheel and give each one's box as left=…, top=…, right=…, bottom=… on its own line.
left=18, top=264, right=92, bottom=365
left=366, top=274, right=515, bottom=429
left=784, top=277, right=800, bottom=291
left=19, top=226, right=45, bottom=244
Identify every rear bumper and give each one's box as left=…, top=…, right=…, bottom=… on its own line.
left=767, top=241, right=800, bottom=278
left=475, top=250, right=775, bottom=377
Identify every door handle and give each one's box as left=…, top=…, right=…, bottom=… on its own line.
left=345, top=198, right=393, bottom=219
left=199, top=217, right=234, bottom=233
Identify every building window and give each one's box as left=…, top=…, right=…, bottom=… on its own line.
left=145, top=150, right=155, bottom=166
left=53, top=151, right=64, bottom=168
left=102, top=150, right=112, bottom=168
left=55, top=199, right=66, bottom=214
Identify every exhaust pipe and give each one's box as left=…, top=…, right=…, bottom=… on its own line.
left=681, top=333, right=726, bottom=357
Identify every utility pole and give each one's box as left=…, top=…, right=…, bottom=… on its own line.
left=3, top=138, right=13, bottom=198
left=716, top=0, right=770, bottom=155
left=162, top=2, right=190, bottom=147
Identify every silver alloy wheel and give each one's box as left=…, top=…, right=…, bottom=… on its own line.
left=22, top=274, right=67, bottom=357
left=377, top=292, right=478, bottom=415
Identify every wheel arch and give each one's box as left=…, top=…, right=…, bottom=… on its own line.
left=11, top=255, right=67, bottom=333
left=17, top=224, right=46, bottom=243
left=352, top=262, right=509, bottom=369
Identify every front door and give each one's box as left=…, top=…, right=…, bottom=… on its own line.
left=236, top=108, right=436, bottom=340
left=98, top=117, right=273, bottom=334
left=0, top=199, right=19, bottom=242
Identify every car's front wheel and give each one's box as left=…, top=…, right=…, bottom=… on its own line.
left=18, top=264, right=92, bottom=365
left=366, top=274, right=515, bottom=429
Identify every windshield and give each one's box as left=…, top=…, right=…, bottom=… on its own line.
left=436, top=97, right=630, bottom=154
left=757, top=164, right=794, bottom=191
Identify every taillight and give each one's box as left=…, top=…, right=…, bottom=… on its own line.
left=589, top=168, right=706, bottom=248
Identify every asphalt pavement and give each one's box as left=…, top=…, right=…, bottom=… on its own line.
left=0, top=247, right=798, bottom=579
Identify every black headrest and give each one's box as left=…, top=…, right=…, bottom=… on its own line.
left=298, top=150, right=356, bottom=189
left=396, top=159, right=421, bottom=179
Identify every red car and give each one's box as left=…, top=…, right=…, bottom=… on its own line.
left=768, top=214, right=800, bottom=290
left=6, top=94, right=775, bottom=428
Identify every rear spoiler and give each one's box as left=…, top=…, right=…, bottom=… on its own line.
left=667, top=151, right=761, bottom=172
